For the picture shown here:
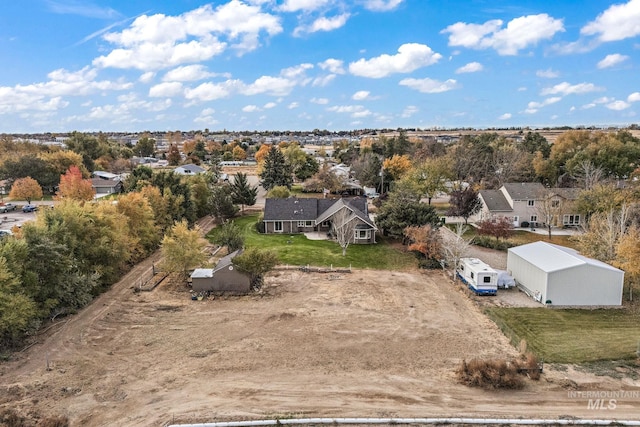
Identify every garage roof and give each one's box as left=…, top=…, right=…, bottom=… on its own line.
left=508, top=241, right=622, bottom=273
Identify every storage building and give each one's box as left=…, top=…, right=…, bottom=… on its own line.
left=507, top=242, right=624, bottom=306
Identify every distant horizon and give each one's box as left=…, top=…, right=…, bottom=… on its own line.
left=2, top=0, right=639, bottom=133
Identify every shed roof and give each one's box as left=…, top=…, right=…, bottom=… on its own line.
left=191, top=268, right=213, bottom=278
left=508, top=242, right=622, bottom=273
left=213, top=249, right=242, bottom=273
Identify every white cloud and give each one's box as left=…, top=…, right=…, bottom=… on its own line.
left=0, top=66, right=131, bottom=115
left=288, top=102, right=299, bottom=109
left=398, top=77, right=459, bottom=93
left=536, top=68, right=559, bottom=78
left=352, top=90, right=370, bottom=100
left=540, top=82, right=603, bottom=96
left=606, top=100, right=631, bottom=110
left=517, top=87, right=527, bottom=92
left=401, top=105, right=418, bottom=118
left=498, top=113, right=512, bottom=120
left=163, top=64, right=216, bottom=81
left=455, top=62, right=483, bottom=74
left=279, top=0, right=330, bottom=12
left=149, top=82, right=184, bottom=97
left=94, top=2, right=282, bottom=71
left=327, top=104, right=371, bottom=118
left=312, top=74, right=336, bottom=87
left=139, top=71, right=156, bottom=83
left=242, top=104, right=261, bottom=112
left=264, top=102, right=277, bottom=109
left=597, top=53, right=629, bottom=69
left=525, top=96, right=562, bottom=114
left=194, top=107, right=217, bottom=124
left=185, top=80, right=242, bottom=101
left=581, top=0, right=640, bottom=42
left=295, top=13, right=350, bottom=36
left=318, top=58, right=345, bottom=74
left=362, top=0, right=405, bottom=11
left=349, top=43, right=441, bottom=78
left=628, top=92, right=640, bottom=102
left=442, top=14, right=564, bottom=55
left=310, top=97, right=329, bottom=104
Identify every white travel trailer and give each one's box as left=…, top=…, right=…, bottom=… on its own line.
left=456, top=258, right=498, bottom=295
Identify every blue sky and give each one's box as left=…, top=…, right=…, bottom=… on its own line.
left=1, top=0, right=639, bottom=133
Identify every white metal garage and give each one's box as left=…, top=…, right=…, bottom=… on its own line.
left=507, top=241, right=624, bottom=306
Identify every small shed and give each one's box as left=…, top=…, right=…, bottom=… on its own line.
left=190, top=250, right=251, bottom=294
left=507, top=242, right=624, bottom=306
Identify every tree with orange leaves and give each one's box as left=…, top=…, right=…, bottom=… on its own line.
left=56, top=165, right=95, bottom=201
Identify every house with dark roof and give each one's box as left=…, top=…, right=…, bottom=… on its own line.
left=477, top=182, right=582, bottom=228
left=190, top=249, right=251, bottom=294
left=91, top=177, right=123, bottom=196
left=263, top=197, right=377, bottom=244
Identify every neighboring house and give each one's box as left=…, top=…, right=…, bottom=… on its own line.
left=174, top=164, right=206, bottom=175
left=91, top=178, right=123, bottom=195
left=263, top=197, right=377, bottom=244
left=476, top=182, right=582, bottom=228
left=190, top=250, right=251, bottom=294
left=507, top=242, right=623, bottom=306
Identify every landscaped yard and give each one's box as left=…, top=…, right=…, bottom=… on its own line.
left=447, top=225, right=579, bottom=250
left=486, top=307, right=640, bottom=363
left=207, top=214, right=416, bottom=270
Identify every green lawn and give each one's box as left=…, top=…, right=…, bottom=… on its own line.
left=486, top=307, right=640, bottom=363
left=446, top=225, right=579, bottom=250
left=207, top=214, right=416, bottom=270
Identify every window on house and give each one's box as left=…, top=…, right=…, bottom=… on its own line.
left=528, top=200, right=535, bottom=206
left=298, top=221, right=305, bottom=227
left=483, top=276, right=491, bottom=283
left=563, top=214, right=580, bottom=225
left=551, top=200, right=560, bottom=208
left=530, top=215, right=537, bottom=222
left=306, top=221, right=313, bottom=227
left=321, top=220, right=331, bottom=227
left=274, top=221, right=283, bottom=232
left=355, top=229, right=370, bottom=239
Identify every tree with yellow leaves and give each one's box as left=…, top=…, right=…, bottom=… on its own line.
left=614, top=225, right=640, bottom=301
left=382, top=154, right=412, bottom=180
left=8, top=177, right=43, bottom=204
left=160, top=220, right=208, bottom=279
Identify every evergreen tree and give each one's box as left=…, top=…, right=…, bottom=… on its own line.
left=259, top=146, right=293, bottom=190
left=210, top=185, right=239, bottom=223
left=447, top=187, right=482, bottom=224
left=230, top=172, right=258, bottom=214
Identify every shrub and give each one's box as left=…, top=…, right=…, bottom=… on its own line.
left=473, top=235, right=514, bottom=251
left=417, top=257, right=443, bottom=269
left=456, top=358, right=525, bottom=389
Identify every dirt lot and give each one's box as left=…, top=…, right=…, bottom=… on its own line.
left=1, top=252, right=639, bottom=425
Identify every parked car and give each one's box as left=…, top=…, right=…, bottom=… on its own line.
left=22, top=204, right=38, bottom=213
left=0, top=203, right=17, bottom=213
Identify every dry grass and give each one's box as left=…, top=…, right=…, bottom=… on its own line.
left=456, top=353, right=541, bottom=389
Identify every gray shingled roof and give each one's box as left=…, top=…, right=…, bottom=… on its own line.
left=502, top=182, right=546, bottom=200
left=263, top=198, right=319, bottom=221
left=264, top=197, right=374, bottom=228
left=479, top=189, right=512, bottom=212
left=213, top=249, right=242, bottom=272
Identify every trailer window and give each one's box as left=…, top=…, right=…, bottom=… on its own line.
left=470, top=272, right=474, bottom=279
left=483, top=276, right=491, bottom=283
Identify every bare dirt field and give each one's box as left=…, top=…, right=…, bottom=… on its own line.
left=1, top=242, right=639, bottom=425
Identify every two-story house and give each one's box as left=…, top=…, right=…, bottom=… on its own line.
left=476, top=182, right=582, bottom=228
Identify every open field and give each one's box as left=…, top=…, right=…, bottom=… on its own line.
left=2, top=256, right=640, bottom=425
left=208, top=214, right=417, bottom=270
left=486, top=307, right=640, bottom=363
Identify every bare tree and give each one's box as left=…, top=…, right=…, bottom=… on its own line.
left=331, top=208, right=357, bottom=256
left=535, top=190, right=568, bottom=239
left=573, top=160, right=604, bottom=190
left=440, top=223, right=473, bottom=279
